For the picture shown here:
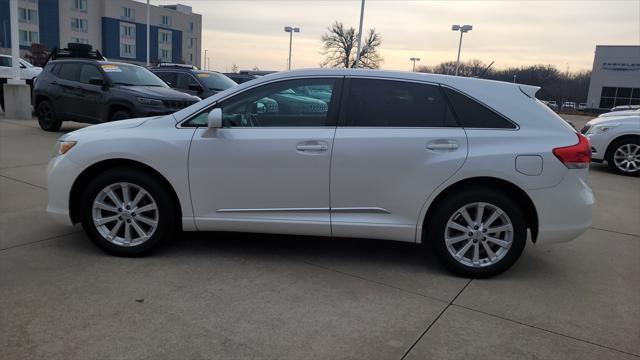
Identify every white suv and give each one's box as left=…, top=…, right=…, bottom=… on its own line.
left=46, top=69, right=594, bottom=277
left=583, top=114, right=640, bottom=176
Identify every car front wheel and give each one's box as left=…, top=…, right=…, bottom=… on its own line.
left=36, top=100, right=62, bottom=131
left=80, top=167, right=176, bottom=256
left=428, top=188, right=527, bottom=278
left=607, top=138, right=640, bottom=176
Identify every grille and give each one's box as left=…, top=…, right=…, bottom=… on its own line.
left=163, top=100, right=197, bottom=109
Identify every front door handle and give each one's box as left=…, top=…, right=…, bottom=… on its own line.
left=296, top=144, right=328, bottom=152
left=426, top=140, right=459, bottom=151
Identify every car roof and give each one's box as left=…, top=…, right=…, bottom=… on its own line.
left=49, top=59, right=139, bottom=67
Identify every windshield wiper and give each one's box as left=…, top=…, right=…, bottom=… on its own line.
left=141, top=84, right=165, bottom=87
left=113, top=81, right=135, bottom=86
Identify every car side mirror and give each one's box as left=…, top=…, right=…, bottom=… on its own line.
left=207, top=108, right=223, bottom=129
left=188, top=84, right=203, bottom=92
left=89, top=77, right=105, bottom=86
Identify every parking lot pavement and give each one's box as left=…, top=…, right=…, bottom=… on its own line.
left=1, top=114, right=639, bottom=359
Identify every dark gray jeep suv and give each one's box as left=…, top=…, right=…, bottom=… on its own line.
left=33, top=59, right=200, bottom=131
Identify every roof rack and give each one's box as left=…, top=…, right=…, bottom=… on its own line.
left=44, top=43, right=106, bottom=65
left=156, top=63, right=198, bottom=70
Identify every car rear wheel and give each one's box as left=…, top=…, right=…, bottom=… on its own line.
left=607, top=138, right=640, bottom=176
left=111, top=109, right=132, bottom=121
left=428, top=188, right=527, bottom=278
left=80, top=167, right=176, bottom=256
left=36, top=100, right=62, bottom=131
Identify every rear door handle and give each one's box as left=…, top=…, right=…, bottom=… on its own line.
left=426, top=140, right=459, bottom=151
left=296, top=144, right=328, bottom=152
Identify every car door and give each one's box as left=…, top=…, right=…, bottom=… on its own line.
left=76, top=64, right=107, bottom=122
left=187, top=77, right=343, bottom=236
left=330, top=78, right=468, bottom=242
left=51, top=63, right=82, bottom=120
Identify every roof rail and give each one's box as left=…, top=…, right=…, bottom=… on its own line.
left=44, top=43, right=106, bottom=66
left=156, top=63, right=198, bottom=70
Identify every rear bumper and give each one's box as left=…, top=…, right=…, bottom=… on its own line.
left=526, top=170, right=594, bottom=244
left=46, top=155, right=83, bottom=226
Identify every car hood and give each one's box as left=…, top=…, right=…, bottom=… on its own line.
left=598, top=110, right=640, bottom=118
left=60, top=116, right=161, bottom=140
left=586, top=114, right=640, bottom=127
left=116, top=85, right=199, bottom=100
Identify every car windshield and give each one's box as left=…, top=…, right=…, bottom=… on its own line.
left=194, top=71, right=237, bottom=91
left=101, top=63, right=168, bottom=87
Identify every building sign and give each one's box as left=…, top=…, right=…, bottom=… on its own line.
left=602, top=62, right=640, bottom=71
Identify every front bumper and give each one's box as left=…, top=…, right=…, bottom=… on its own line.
left=585, top=132, right=609, bottom=161
left=46, top=155, right=83, bottom=226
left=526, top=170, right=594, bottom=244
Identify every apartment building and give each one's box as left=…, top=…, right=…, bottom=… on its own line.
left=0, top=0, right=202, bottom=67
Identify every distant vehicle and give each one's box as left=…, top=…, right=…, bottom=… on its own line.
left=542, top=100, right=558, bottom=111
left=33, top=44, right=200, bottom=131
left=561, top=102, right=576, bottom=111
left=0, top=54, right=42, bottom=111
left=223, top=70, right=277, bottom=85
left=598, top=109, right=640, bottom=118
left=610, top=105, right=640, bottom=112
left=578, top=103, right=588, bottom=110
left=582, top=114, right=640, bottom=176
left=46, top=69, right=594, bottom=278
left=150, top=64, right=237, bottom=99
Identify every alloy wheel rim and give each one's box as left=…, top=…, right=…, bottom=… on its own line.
left=39, top=105, right=51, bottom=125
left=92, top=182, right=159, bottom=247
left=613, top=144, right=640, bottom=173
left=445, top=202, right=513, bottom=268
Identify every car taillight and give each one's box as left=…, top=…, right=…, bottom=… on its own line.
left=553, top=133, right=591, bottom=169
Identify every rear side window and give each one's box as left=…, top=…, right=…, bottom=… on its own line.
left=345, top=79, right=448, bottom=127
left=443, top=88, right=516, bottom=129
left=57, top=63, right=80, bottom=82
left=155, top=72, right=176, bottom=86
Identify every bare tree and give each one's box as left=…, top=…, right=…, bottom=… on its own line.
left=231, top=63, right=239, bottom=73
left=24, top=43, right=49, bottom=67
left=320, top=21, right=382, bottom=69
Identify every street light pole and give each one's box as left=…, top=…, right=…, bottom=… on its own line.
left=204, top=49, right=208, bottom=70
left=284, top=26, right=300, bottom=70
left=410, top=57, right=420, bottom=72
left=146, top=0, right=150, bottom=67
left=452, top=24, right=473, bottom=76
left=354, top=0, right=366, bottom=68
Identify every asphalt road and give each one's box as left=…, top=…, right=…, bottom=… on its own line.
left=1, top=114, right=638, bottom=360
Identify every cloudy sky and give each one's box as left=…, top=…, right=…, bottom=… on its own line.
left=152, top=0, right=640, bottom=73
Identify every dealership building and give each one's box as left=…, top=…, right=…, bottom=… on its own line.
left=0, top=0, right=202, bottom=67
left=586, top=45, right=640, bottom=110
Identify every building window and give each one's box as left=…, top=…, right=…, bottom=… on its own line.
left=18, top=8, right=38, bottom=24
left=161, top=15, right=172, bottom=26
left=188, top=37, right=195, bottom=49
left=600, top=86, right=640, bottom=109
left=189, top=53, right=193, bottom=63
left=159, top=30, right=172, bottom=44
left=71, top=18, right=88, bottom=33
left=120, top=44, right=136, bottom=58
left=19, top=30, right=39, bottom=46
left=122, top=7, right=135, bottom=20
left=188, top=22, right=194, bottom=33
left=71, top=37, right=89, bottom=44
left=71, top=0, right=88, bottom=12
left=159, top=48, right=172, bottom=62
left=120, top=22, right=136, bottom=38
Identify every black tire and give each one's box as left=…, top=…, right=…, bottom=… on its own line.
left=428, top=187, right=527, bottom=278
left=111, top=109, right=132, bottom=121
left=36, top=100, right=62, bottom=131
left=79, top=167, right=177, bottom=256
left=606, top=138, right=640, bottom=176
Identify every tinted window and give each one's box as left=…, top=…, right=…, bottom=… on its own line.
left=443, top=88, right=516, bottom=129
left=155, top=72, right=176, bottom=86
left=175, top=73, right=198, bottom=90
left=195, top=72, right=237, bottom=91
left=346, top=79, right=447, bottom=127
left=186, top=78, right=337, bottom=127
left=79, top=64, right=103, bottom=84
left=0, top=57, right=11, bottom=67
left=57, top=63, right=80, bottom=82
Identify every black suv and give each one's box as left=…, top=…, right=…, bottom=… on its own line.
left=150, top=63, right=237, bottom=99
left=33, top=47, right=200, bottom=131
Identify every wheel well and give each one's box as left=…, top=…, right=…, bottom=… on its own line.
left=422, top=177, right=539, bottom=242
left=34, top=95, right=49, bottom=108
left=108, top=104, right=132, bottom=119
left=69, top=159, right=182, bottom=229
left=605, top=135, right=640, bottom=160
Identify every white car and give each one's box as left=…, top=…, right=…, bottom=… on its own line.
left=46, top=69, right=594, bottom=277
left=0, top=54, right=42, bottom=110
left=597, top=109, right=640, bottom=118
left=583, top=114, right=640, bottom=176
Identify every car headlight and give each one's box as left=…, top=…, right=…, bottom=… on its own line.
left=53, top=140, right=77, bottom=157
left=587, top=123, right=618, bottom=135
left=137, top=97, right=163, bottom=106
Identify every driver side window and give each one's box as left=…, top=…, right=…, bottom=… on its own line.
left=185, top=78, right=338, bottom=127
